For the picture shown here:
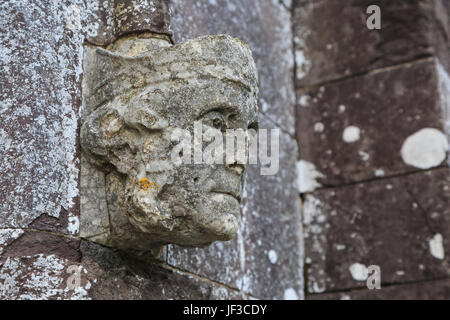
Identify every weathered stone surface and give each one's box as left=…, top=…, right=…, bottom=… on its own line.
left=170, top=0, right=296, bottom=135
left=167, top=238, right=242, bottom=293
left=0, top=238, right=242, bottom=300
left=0, top=0, right=83, bottom=233
left=403, top=168, right=450, bottom=258
left=241, top=116, right=303, bottom=300
left=0, top=229, right=83, bottom=300
left=0, top=230, right=81, bottom=264
left=296, top=59, right=447, bottom=189
left=168, top=115, right=304, bottom=299
left=84, top=0, right=171, bottom=46
left=437, top=59, right=450, bottom=154
left=0, top=235, right=243, bottom=300
left=429, top=0, right=450, bottom=74
left=80, top=34, right=259, bottom=249
left=309, top=279, right=450, bottom=300
left=79, top=155, right=110, bottom=239
left=304, top=169, right=450, bottom=295
left=79, top=241, right=244, bottom=300
left=293, top=0, right=438, bottom=87
left=0, top=229, right=24, bottom=255
left=0, top=253, right=88, bottom=300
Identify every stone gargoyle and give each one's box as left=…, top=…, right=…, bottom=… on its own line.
left=79, top=33, right=259, bottom=253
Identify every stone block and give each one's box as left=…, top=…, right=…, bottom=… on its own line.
left=0, top=238, right=243, bottom=300
left=304, top=169, right=450, bottom=294
left=309, top=279, right=450, bottom=300
left=296, top=59, right=447, bottom=190
left=293, top=0, right=436, bottom=87
left=0, top=0, right=84, bottom=233
left=80, top=241, right=244, bottom=300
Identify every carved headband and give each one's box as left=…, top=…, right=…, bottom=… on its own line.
left=86, top=35, right=259, bottom=111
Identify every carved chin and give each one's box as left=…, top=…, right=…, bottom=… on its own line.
left=130, top=188, right=240, bottom=244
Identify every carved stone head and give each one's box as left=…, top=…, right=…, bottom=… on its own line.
left=80, top=35, right=258, bottom=250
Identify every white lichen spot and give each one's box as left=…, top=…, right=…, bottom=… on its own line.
left=67, top=215, right=79, bottom=235
left=311, top=282, right=325, bottom=293
left=298, top=95, right=310, bottom=107
left=295, top=49, right=311, bottom=80
left=268, top=250, right=278, bottom=264
left=283, top=288, right=299, bottom=300
left=261, top=99, right=270, bottom=112
left=314, top=122, right=325, bottom=133
left=296, top=160, right=325, bottom=193
left=429, top=233, right=445, bottom=260
left=400, top=128, right=448, bottom=169
left=436, top=60, right=450, bottom=169
left=349, top=263, right=368, bottom=281
left=335, top=244, right=346, bottom=251
left=338, top=105, right=346, bottom=113
left=342, top=126, right=361, bottom=143
left=374, top=169, right=385, bottom=177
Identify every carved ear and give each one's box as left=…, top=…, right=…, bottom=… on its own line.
left=80, top=105, right=138, bottom=174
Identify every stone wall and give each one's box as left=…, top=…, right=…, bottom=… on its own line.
left=3, top=0, right=449, bottom=301
left=294, top=0, right=450, bottom=299
left=0, top=0, right=302, bottom=300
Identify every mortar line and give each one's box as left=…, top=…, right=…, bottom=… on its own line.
left=0, top=227, right=80, bottom=240
left=295, top=55, right=435, bottom=94
left=0, top=227, right=262, bottom=298
left=300, top=165, right=449, bottom=194
left=307, top=275, right=450, bottom=297
left=260, top=111, right=296, bottom=140
left=159, top=262, right=262, bottom=299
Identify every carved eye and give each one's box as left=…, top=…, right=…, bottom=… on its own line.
left=212, top=117, right=223, bottom=129
left=204, top=112, right=226, bottom=130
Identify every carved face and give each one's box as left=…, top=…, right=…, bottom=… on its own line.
left=81, top=35, right=258, bottom=248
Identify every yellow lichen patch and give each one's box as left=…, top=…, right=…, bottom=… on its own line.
left=137, top=177, right=159, bottom=192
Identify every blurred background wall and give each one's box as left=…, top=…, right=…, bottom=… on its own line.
left=295, top=0, right=450, bottom=299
